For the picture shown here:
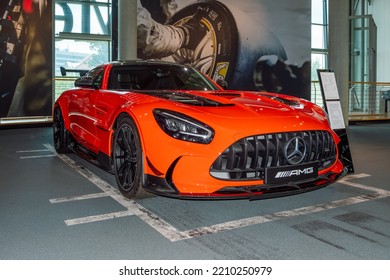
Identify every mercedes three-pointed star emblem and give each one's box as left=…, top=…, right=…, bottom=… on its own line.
left=285, top=136, right=307, bottom=164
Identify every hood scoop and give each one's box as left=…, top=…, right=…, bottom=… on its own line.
left=258, top=93, right=303, bottom=108
left=151, top=91, right=234, bottom=107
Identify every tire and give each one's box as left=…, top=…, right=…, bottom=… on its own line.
left=166, top=0, right=287, bottom=91
left=53, top=106, right=71, bottom=154
left=112, top=117, right=152, bottom=199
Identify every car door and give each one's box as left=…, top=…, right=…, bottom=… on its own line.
left=68, top=67, right=104, bottom=153
left=93, top=66, right=126, bottom=133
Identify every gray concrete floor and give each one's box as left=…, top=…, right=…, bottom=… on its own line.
left=0, top=122, right=389, bottom=260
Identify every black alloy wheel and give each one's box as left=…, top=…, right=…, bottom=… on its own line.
left=113, top=117, right=152, bottom=199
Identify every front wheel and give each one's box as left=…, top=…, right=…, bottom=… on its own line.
left=112, top=117, right=152, bottom=199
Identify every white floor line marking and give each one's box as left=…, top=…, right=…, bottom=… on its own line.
left=341, top=173, right=371, bottom=180
left=50, top=192, right=109, bottom=204
left=46, top=142, right=388, bottom=242
left=44, top=143, right=184, bottom=240
left=65, top=210, right=134, bottom=226
left=19, top=154, right=57, bottom=159
left=339, top=177, right=390, bottom=195
left=123, top=202, right=187, bottom=241
left=172, top=175, right=390, bottom=241
left=16, top=149, right=52, bottom=153
left=17, top=148, right=56, bottom=159
left=176, top=192, right=388, bottom=241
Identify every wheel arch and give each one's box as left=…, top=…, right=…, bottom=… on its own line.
left=113, top=112, right=131, bottom=129
left=110, top=111, right=146, bottom=156
left=53, top=102, right=68, bottom=132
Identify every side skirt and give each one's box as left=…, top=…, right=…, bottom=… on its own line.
left=68, top=141, right=113, bottom=173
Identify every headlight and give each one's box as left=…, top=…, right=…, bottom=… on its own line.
left=153, top=109, right=214, bottom=144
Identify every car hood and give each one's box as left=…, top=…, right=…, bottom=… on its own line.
left=127, top=89, right=330, bottom=133
left=140, top=90, right=320, bottom=116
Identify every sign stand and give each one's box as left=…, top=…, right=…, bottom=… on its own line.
left=317, top=69, right=354, bottom=174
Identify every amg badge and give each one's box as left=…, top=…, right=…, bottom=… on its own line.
left=265, top=163, right=318, bottom=184
left=275, top=167, right=314, bottom=178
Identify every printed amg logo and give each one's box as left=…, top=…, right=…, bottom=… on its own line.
left=275, top=167, right=314, bottom=178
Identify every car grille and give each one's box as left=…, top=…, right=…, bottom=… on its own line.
left=210, top=130, right=337, bottom=180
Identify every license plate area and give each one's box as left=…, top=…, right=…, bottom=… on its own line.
left=265, top=162, right=319, bottom=184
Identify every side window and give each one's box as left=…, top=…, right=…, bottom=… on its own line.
left=86, top=67, right=104, bottom=89
left=108, top=69, right=118, bottom=89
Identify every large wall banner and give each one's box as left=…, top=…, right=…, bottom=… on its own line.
left=137, top=0, right=311, bottom=100
left=0, top=0, right=52, bottom=119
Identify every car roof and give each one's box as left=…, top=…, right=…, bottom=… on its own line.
left=106, top=60, right=187, bottom=68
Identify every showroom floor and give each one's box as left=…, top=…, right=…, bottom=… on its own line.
left=0, top=122, right=389, bottom=260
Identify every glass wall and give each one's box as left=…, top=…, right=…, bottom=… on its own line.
left=54, top=0, right=112, bottom=99
left=311, top=0, right=328, bottom=79
left=311, top=0, right=328, bottom=104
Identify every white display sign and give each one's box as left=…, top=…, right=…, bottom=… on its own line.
left=319, top=71, right=340, bottom=100
left=326, top=100, right=346, bottom=129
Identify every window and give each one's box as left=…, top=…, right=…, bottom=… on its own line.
left=54, top=0, right=112, bottom=99
left=311, top=0, right=328, bottom=105
left=311, top=0, right=328, bottom=81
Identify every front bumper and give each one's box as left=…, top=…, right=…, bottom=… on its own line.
left=142, top=128, right=346, bottom=200
left=143, top=161, right=348, bottom=200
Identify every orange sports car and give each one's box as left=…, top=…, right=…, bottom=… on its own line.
left=53, top=61, right=347, bottom=200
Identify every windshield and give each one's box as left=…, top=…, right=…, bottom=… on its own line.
left=108, top=64, right=219, bottom=91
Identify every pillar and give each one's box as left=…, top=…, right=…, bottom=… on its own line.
left=328, top=0, right=350, bottom=125
left=118, top=0, right=137, bottom=60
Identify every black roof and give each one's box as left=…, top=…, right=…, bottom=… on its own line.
left=108, top=60, right=187, bottom=67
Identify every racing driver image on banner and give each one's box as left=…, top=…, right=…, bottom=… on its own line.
left=137, top=0, right=207, bottom=60
left=137, top=0, right=311, bottom=100
left=0, top=0, right=52, bottom=118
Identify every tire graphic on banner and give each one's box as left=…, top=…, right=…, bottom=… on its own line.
left=166, top=0, right=287, bottom=90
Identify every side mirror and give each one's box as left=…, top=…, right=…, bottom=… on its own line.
left=216, top=78, right=228, bottom=89
left=74, top=76, right=95, bottom=88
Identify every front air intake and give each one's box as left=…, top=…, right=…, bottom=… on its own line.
left=210, top=131, right=336, bottom=180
